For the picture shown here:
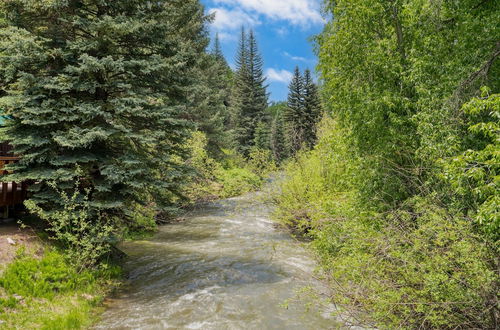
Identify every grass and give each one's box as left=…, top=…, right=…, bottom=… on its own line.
left=0, top=248, right=121, bottom=329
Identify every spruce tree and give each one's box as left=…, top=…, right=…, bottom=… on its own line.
left=0, top=0, right=208, bottom=220
left=186, top=34, right=233, bottom=156
left=212, top=33, right=227, bottom=65
left=230, top=28, right=250, bottom=148
left=247, top=30, right=268, bottom=124
left=302, top=69, right=322, bottom=149
left=254, top=121, right=271, bottom=150
left=232, top=28, right=268, bottom=156
left=284, top=67, right=305, bottom=155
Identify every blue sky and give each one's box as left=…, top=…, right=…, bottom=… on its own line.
left=201, top=0, right=325, bottom=102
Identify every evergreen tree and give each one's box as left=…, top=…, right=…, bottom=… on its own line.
left=283, top=67, right=322, bottom=155
left=302, top=69, right=322, bottom=149
left=270, top=113, right=288, bottom=163
left=186, top=34, right=233, bottom=156
left=212, top=33, right=227, bottom=65
left=247, top=30, right=268, bottom=124
left=0, top=0, right=208, bottom=220
left=231, top=28, right=268, bottom=156
left=284, top=67, right=305, bottom=155
left=254, top=121, right=271, bottom=150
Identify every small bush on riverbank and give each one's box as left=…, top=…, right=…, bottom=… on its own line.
left=25, top=179, right=117, bottom=269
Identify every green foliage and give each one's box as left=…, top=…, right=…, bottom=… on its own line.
left=274, top=0, right=500, bottom=326
left=274, top=117, right=357, bottom=233
left=247, top=147, right=277, bottom=179
left=284, top=67, right=305, bottom=155
left=284, top=67, right=322, bottom=156
left=187, top=35, right=233, bottom=157
left=443, top=89, right=499, bottom=240
left=215, top=167, right=261, bottom=199
left=0, top=248, right=121, bottom=329
left=184, top=131, right=269, bottom=202
left=0, top=296, right=18, bottom=313
left=254, top=121, right=271, bottom=150
left=270, top=113, right=288, bottom=163
left=124, top=202, right=158, bottom=238
left=275, top=120, right=498, bottom=327
left=312, top=199, right=496, bottom=329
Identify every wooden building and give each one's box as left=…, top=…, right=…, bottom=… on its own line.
left=0, top=142, right=28, bottom=217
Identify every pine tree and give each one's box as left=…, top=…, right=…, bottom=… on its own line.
left=284, top=67, right=305, bottom=155
left=0, top=0, right=208, bottom=219
left=247, top=30, right=268, bottom=124
left=231, top=28, right=268, bottom=156
left=302, top=69, right=322, bottom=149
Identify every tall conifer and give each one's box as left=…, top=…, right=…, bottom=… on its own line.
left=302, top=69, right=322, bottom=149
left=231, top=28, right=268, bottom=156
left=284, top=67, right=322, bottom=154
left=270, top=114, right=288, bottom=163
left=284, top=67, right=305, bottom=154
left=186, top=34, right=233, bottom=156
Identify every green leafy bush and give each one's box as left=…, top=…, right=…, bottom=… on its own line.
left=273, top=117, right=358, bottom=232
left=443, top=89, right=499, bottom=240
left=247, top=147, right=277, bottom=178
left=215, top=167, right=261, bottom=198
left=312, top=198, right=496, bottom=328
left=25, top=178, right=116, bottom=269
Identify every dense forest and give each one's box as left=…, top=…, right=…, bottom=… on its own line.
left=0, top=0, right=498, bottom=328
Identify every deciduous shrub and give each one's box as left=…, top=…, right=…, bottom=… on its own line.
left=25, top=179, right=116, bottom=269
left=443, top=89, right=499, bottom=241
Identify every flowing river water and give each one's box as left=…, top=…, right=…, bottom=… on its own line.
left=95, top=192, right=341, bottom=329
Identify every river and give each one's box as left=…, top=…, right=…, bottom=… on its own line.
left=95, top=192, right=340, bottom=329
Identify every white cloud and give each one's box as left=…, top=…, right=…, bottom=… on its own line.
left=208, top=7, right=260, bottom=31
left=213, top=0, right=323, bottom=26
left=283, top=51, right=309, bottom=62
left=266, top=68, right=293, bottom=84
left=275, top=27, right=289, bottom=37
